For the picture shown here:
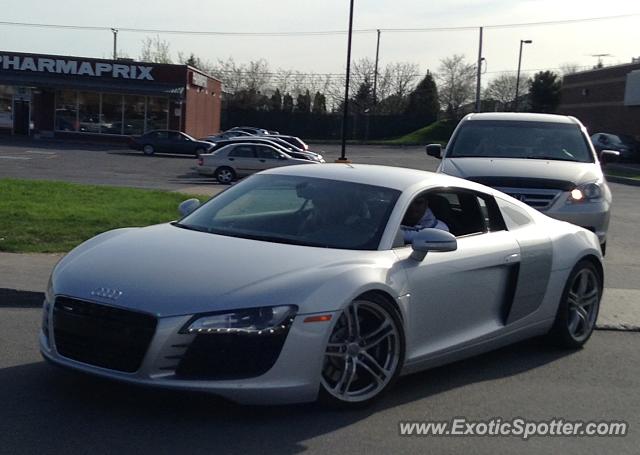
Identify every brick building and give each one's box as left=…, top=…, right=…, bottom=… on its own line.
left=558, top=61, right=640, bottom=138
left=0, top=51, right=221, bottom=140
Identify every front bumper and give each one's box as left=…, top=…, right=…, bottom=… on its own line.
left=40, top=301, right=336, bottom=405
left=543, top=197, right=610, bottom=245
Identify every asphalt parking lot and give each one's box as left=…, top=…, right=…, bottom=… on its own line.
left=1, top=139, right=640, bottom=454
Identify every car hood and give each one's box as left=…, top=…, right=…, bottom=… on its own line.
left=440, top=157, right=602, bottom=186
left=53, top=224, right=385, bottom=317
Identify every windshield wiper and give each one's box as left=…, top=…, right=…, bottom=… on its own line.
left=171, top=221, right=210, bottom=233
left=524, top=155, right=579, bottom=162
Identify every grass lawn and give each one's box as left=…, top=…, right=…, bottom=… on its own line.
left=0, top=179, right=209, bottom=253
left=383, top=120, right=456, bottom=146
left=606, top=168, right=640, bottom=180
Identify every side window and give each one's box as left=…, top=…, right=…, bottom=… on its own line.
left=397, top=189, right=506, bottom=245
left=228, top=145, right=255, bottom=158
left=495, top=197, right=533, bottom=230
left=256, top=146, right=281, bottom=159
left=155, top=131, right=168, bottom=140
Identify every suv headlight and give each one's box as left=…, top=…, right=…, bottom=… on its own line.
left=181, top=305, right=298, bottom=335
left=567, top=182, right=603, bottom=203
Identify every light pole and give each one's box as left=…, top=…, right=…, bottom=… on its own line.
left=338, top=0, right=355, bottom=163
left=514, top=39, right=532, bottom=111
left=111, top=28, right=118, bottom=60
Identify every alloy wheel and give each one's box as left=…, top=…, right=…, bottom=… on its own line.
left=566, top=268, right=600, bottom=342
left=321, top=300, right=401, bottom=403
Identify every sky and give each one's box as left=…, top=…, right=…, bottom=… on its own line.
left=1, top=0, right=639, bottom=84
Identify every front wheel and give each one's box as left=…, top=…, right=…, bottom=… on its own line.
left=214, top=166, right=235, bottom=184
left=548, top=260, right=602, bottom=348
left=142, top=144, right=155, bottom=156
left=320, top=297, right=404, bottom=407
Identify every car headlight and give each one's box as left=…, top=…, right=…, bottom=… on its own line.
left=567, top=182, right=603, bottom=203
left=45, top=275, right=54, bottom=303
left=181, top=305, right=298, bottom=335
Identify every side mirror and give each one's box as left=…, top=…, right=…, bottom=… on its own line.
left=178, top=198, right=201, bottom=217
left=600, top=149, right=620, bottom=166
left=426, top=144, right=443, bottom=159
left=410, top=228, right=457, bottom=261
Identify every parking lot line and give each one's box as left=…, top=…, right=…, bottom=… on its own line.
left=0, top=156, right=31, bottom=160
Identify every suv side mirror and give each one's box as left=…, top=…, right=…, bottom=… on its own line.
left=178, top=198, right=201, bottom=217
left=600, top=149, right=620, bottom=166
left=426, top=144, right=443, bottom=159
left=410, top=228, right=457, bottom=261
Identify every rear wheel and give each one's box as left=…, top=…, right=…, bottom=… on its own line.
left=548, top=260, right=602, bottom=348
left=214, top=166, right=235, bottom=184
left=320, top=297, right=404, bottom=408
left=142, top=144, right=155, bottom=156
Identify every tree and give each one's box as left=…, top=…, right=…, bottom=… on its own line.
left=436, top=54, right=476, bottom=119
left=528, top=71, right=562, bottom=113
left=282, top=93, right=294, bottom=113
left=405, top=71, right=439, bottom=123
left=559, top=62, right=581, bottom=76
left=270, top=89, right=282, bottom=112
left=484, top=73, right=528, bottom=110
left=351, top=77, right=374, bottom=114
left=140, top=36, right=172, bottom=63
left=295, top=90, right=311, bottom=113
left=312, top=92, right=327, bottom=114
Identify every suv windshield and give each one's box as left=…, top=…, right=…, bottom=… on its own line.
left=176, top=174, right=400, bottom=250
left=448, top=120, right=594, bottom=163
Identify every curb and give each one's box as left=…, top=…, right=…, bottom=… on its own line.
left=605, top=175, right=640, bottom=187
left=0, top=288, right=44, bottom=308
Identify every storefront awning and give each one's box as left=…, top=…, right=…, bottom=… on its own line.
left=0, top=73, right=184, bottom=98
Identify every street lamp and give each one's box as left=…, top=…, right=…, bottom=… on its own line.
left=338, top=0, right=355, bottom=163
left=514, top=39, right=532, bottom=111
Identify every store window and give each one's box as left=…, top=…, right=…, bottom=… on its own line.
left=124, top=95, right=145, bottom=135
left=78, top=92, right=100, bottom=133
left=102, top=94, right=124, bottom=135
left=146, top=97, right=168, bottom=131
left=55, top=90, right=78, bottom=132
left=0, top=86, right=13, bottom=130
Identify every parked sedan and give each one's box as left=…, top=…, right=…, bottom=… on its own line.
left=202, top=130, right=254, bottom=142
left=203, top=137, right=325, bottom=163
left=41, top=164, right=603, bottom=406
left=129, top=130, right=214, bottom=157
left=196, top=143, right=318, bottom=183
left=591, top=132, right=640, bottom=162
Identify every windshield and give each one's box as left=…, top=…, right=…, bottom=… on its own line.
left=177, top=174, right=401, bottom=250
left=448, top=120, right=594, bottom=163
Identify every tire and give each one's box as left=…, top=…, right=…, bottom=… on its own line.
left=547, top=259, right=602, bottom=349
left=319, top=295, right=405, bottom=408
left=600, top=242, right=606, bottom=256
left=214, top=166, right=235, bottom=184
left=142, top=144, right=155, bottom=156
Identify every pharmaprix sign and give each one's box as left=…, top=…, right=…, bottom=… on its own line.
left=0, top=55, right=154, bottom=80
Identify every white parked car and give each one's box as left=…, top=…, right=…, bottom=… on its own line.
left=41, top=164, right=603, bottom=406
left=195, top=143, right=318, bottom=183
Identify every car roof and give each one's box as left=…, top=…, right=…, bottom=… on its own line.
left=462, top=112, right=579, bottom=125
left=263, top=163, right=489, bottom=192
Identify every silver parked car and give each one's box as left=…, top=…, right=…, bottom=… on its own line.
left=427, top=113, right=619, bottom=254
left=41, top=164, right=603, bottom=406
left=195, top=142, right=318, bottom=183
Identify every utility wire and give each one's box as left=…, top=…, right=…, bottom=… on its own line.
left=0, top=12, right=639, bottom=36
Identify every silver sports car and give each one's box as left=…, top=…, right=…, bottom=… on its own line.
left=40, top=164, right=604, bottom=406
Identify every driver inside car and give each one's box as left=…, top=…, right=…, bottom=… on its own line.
left=401, top=195, right=449, bottom=243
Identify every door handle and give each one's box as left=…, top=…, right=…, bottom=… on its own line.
left=228, top=158, right=235, bottom=161
left=504, top=253, right=520, bottom=264
left=259, top=159, right=266, bottom=162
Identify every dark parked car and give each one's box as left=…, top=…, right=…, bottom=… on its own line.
left=129, top=130, right=213, bottom=157
left=591, top=133, right=640, bottom=162
left=268, top=134, right=310, bottom=151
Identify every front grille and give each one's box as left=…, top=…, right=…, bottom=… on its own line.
left=496, top=187, right=562, bottom=210
left=175, top=331, right=289, bottom=380
left=53, top=297, right=157, bottom=373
